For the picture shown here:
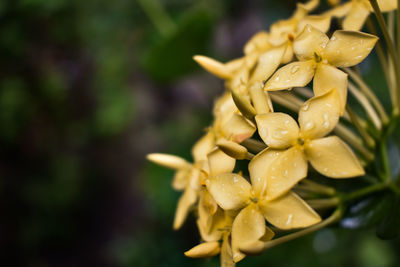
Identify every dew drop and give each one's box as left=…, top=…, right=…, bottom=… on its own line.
left=304, top=121, right=314, bottom=130
left=290, top=65, right=300, bottom=74
left=302, top=103, right=310, bottom=111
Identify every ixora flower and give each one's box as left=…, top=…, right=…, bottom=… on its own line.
left=265, top=24, right=378, bottom=113
left=255, top=89, right=365, bottom=200
left=206, top=172, right=320, bottom=263
left=327, top=0, right=397, bottom=30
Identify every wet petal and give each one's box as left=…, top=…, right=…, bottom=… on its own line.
left=239, top=226, right=275, bottom=254
left=255, top=112, right=299, bottom=149
left=249, top=148, right=282, bottom=196
left=260, top=192, right=321, bottom=229
left=208, top=148, right=236, bottom=175
left=192, top=131, right=215, bottom=162
left=342, top=2, right=370, bottom=31
left=197, top=206, right=225, bottom=242
left=313, top=64, right=348, bottom=114
left=250, top=45, right=286, bottom=84
left=294, top=25, right=329, bottom=61
left=324, top=30, right=378, bottom=67
left=147, top=153, right=190, bottom=170
left=299, top=89, right=341, bottom=139
left=220, top=114, right=256, bottom=143
left=232, top=205, right=266, bottom=261
left=265, top=146, right=308, bottom=201
left=305, top=136, right=365, bottom=178
left=297, top=15, right=331, bottom=34
left=264, top=60, right=316, bottom=91
left=193, top=55, right=232, bottom=79
left=206, top=173, right=251, bottom=210
left=217, top=139, right=249, bottom=160
left=185, top=241, right=221, bottom=258
left=173, top=186, right=198, bottom=230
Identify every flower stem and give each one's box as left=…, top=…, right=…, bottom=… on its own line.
left=240, top=139, right=266, bottom=154
left=342, top=182, right=387, bottom=202
left=343, top=67, right=389, bottom=124
left=300, top=179, right=336, bottom=196
left=261, top=208, right=343, bottom=250
left=137, top=0, right=176, bottom=37
left=306, top=198, right=340, bottom=209
left=346, top=107, right=376, bottom=148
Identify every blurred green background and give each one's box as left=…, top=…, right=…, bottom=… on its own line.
left=0, top=0, right=399, bottom=266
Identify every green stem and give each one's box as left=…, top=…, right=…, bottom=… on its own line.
left=301, top=179, right=336, bottom=196
left=346, top=106, right=376, bottom=148
left=259, top=208, right=343, bottom=250
left=369, top=0, right=400, bottom=110
left=342, top=182, right=387, bottom=202
left=306, top=198, right=340, bottom=209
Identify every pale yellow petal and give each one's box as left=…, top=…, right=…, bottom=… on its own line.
left=313, top=64, right=348, bottom=114
left=342, top=2, right=370, bottom=31
left=193, top=55, right=232, bottom=79
left=221, top=114, right=256, bottom=143
left=323, top=30, right=378, bottom=67
left=206, top=173, right=251, bottom=210
left=217, top=139, right=248, bottom=160
left=221, top=235, right=236, bottom=267
left=185, top=241, right=221, bottom=258
left=147, top=153, right=190, bottom=170
left=255, top=112, right=299, bottom=149
left=208, top=148, right=236, bottom=176
left=305, top=136, right=365, bottom=178
left=225, top=57, right=245, bottom=73
left=244, top=31, right=270, bottom=55
left=197, top=206, right=224, bottom=242
left=281, top=42, right=294, bottom=64
left=265, top=146, right=308, bottom=201
left=293, top=25, right=329, bottom=61
left=260, top=191, right=321, bottom=230
left=192, top=131, right=215, bottom=162
left=173, top=186, right=198, bottom=230
left=250, top=45, right=286, bottom=84
left=172, top=168, right=190, bottom=191
left=264, top=60, right=317, bottom=91
left=249, top=148, right=282, bottom=197
left=300, top=0, right=320, bottom=11
left=232, top=205, right=266, bottom=262
left=325, top=2, right=352, bottom=17
left=297, top=15, right=331, bottom=34
left=239, top=226, right=275, bottom=255
left=299, top=89, right=341, bottom=140
left=378, top=0, right=397, bottom=12
left=249, top=83, right=273, bottom=114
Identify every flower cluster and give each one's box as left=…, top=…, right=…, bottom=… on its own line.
left=147, top=0, right=388, bottom=266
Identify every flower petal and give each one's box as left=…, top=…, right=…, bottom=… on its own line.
left=299, top=89, right=341, bottom=139
left=185, top=241, right=221, bottom=258
left=255, top=112, right=299, bottom=149
left=305, top=136, right=365, bottom=178
left=217, top=139, right=249, bottom=160
left=378, top=0, right=397, bottom=12
left=173, top=186, right=198, bottom=230
left=326, top=2, right=352, bottom=17
left=172, top=168, right=190, bottom=191
left=250, top=45, right=286, bottom=84
left=342, top=2, right=370, bottom=31
left=206, top=173, right=251, bottom=210
left=297, top=15, right=331, bottom=34
left=323, top=30, right=378, bottom=67
left=221, top=235, right=236, bottom=267
left=264, top=60, right=317, bottom=91
left=313, top=64, right=348, bottom=114
left=197, top=206, right=225, bottom=242
left=147, top=153, right=190, bottom=170
left=232, top=205, right=266, bottom=261
left=249, top=148, right=282, bottom=196
left=265, top=146, right=308, bottom=201
left=208, top=148, right=236, bottom=175
left=220, top=114, right=256, bottom=143
left=193, top=55, right=232, bottom=79
left=260, top=191, right=321, bottom=230
left=294, top=25, right=329, bottom=61
left=244, top=31, right=270, bottom=55
left=192, top=131, right=215, bottom=162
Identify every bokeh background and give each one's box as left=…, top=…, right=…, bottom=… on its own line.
left=1, top=0, right=399, bottom=266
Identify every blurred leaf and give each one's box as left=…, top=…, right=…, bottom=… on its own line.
left=340, top=194, right=391, bottom=229
left=376, top=194, right=400, bottom=240
left=142, top=8, right=215, bottom=82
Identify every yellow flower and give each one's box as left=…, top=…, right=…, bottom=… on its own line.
left=327, top=0, right=397, bottom=31
left=255, top=89, right=365, bottom=200
left=206, top=172, right=320, bottom=262
left=265, top=24, right=378, bottom=113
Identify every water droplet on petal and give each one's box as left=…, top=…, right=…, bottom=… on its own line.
left=290, top=65, right=300, bottom=74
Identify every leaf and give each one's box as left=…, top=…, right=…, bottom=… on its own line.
left=376, top=194, right=400, bottom=240
left=340, top=194, right=391, bottom=229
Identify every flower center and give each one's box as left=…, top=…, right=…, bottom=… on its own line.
left=297, top=138, right=305, bottom=146
left=314, top=52, right=322, bottom=63
left=250, top=197, right=259, bottom=203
